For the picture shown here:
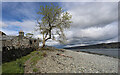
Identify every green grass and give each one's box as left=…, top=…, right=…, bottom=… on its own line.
left=30, top=51, right=43, bottom=66
left=33, top=68, right=38, bottom=72
left=2, top=51, right=43, bottom=74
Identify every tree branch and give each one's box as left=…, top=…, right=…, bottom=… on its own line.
left=45, top=32, right=48, bottom=39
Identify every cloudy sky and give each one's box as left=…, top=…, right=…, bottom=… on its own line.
left=1, top=1, right=118, bottom=48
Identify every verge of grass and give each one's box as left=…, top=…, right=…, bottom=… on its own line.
left=2, top=54, right=31, bottom=74
left=30, top=51, right=44, bottom=66
left=2, top=51, right=43, bottom=74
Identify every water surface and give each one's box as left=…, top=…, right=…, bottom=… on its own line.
left=67, top=48, right=119, bottom=58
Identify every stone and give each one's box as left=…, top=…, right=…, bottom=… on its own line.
left=1, top=31, right=40, bottom=49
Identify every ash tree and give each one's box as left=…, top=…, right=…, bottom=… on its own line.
left=36, top=4, right=72, bottom=48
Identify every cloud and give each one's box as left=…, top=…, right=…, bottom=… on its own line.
left=0, top=21, right=7, bottom=28
left=61, top=2, right=118, bottom=47
left=98, top=37, right=118, bottom=44
left=2, top=0, right=119, bottom=2
left=64, top=22, right=118, bottom=46
left=1, top=28, right=18, bottom=36
left=79, top=22, right=118, bottom=40
left=1, top=20, right=36, bottom=35
left=46, top=39, right=60, bottom=46
left=62, top=2, right=118, bottom=29
left=2, top=20, right=36, bottom=33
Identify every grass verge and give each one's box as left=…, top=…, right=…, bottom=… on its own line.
left=30, top=51, right=44, bottom=67
left=2, top=51, right=43, bottom=74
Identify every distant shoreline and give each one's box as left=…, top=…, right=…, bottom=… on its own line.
left=64, top=42, right=120, bottom=49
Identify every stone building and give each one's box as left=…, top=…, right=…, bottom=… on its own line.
left=0, top=31, right=40, bottom=49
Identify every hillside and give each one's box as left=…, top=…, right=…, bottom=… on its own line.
left=64, top=42, right=120, bottom=49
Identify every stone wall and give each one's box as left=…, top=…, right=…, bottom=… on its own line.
left=2, top=47, right=35, bottom=63
left=1, top=31, right=40, bottom=63
left=1, top=36, right=40, bottom=49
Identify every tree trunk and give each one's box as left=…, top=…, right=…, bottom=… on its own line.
left=42, top=39, right=45, bottom=48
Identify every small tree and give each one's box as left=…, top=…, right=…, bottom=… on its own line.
left=36, top=4, right=72, bottom=48
left=26, top=33, right=33, bottom=38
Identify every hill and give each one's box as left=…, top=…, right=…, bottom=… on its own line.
left=64, top=42, right=120, bottom=49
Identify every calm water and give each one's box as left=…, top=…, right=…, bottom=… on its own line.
left=68, top=48, right=119, bottom=58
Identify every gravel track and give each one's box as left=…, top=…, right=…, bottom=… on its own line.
left=25, top=49, right=119, bottom=73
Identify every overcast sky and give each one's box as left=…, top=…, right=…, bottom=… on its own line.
left=1, top=1, right=118, bottom=48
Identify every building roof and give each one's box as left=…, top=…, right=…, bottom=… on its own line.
left=0, top=31, right=6, bottom=36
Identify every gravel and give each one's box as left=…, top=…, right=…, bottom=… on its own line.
left=26, top=49, right=119, bottom=73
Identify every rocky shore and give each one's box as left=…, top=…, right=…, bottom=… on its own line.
left=25, top=49, right=119, bottom=73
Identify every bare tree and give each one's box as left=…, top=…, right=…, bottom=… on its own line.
left=36, top=4, right=72, bottom=48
